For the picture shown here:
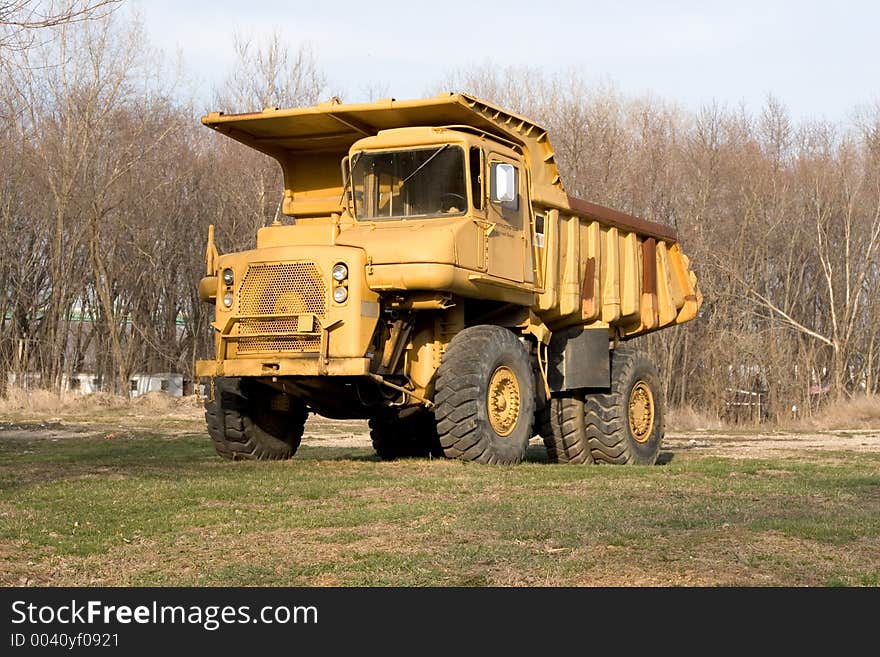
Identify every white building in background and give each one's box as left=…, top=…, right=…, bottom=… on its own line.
left=6, top=370, right=192, bottom=397
left=6, top=371, right=43, bottom=390
left=6, top=371, right=100, bottom=395
left=129, top=372, right=184, bottom=398
left=65, top=373, right=101, bottom=395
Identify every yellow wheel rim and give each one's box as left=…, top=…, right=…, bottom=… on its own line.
left=487, top=366, right=521, bottom=437
left=628, top=380, right=655, bottom=443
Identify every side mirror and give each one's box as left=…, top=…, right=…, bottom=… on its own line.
left=490, top=162, right=518, bottom=205
left=198, top=276, right=218, bottom=303
left=340, top=156, right=351, bottom=208
left=341, top=156, right=350, bottom=186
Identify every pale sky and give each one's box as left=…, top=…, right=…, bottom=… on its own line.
left=133, top=0, right=879, bottom=124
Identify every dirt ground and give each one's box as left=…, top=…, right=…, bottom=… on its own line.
left=662, top=429, right=880, bottom=458
left=2, top=407, right=879, bottom=460
left=302, top=422, right=880, bottom=459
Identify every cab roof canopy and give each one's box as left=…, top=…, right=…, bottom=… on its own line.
left=203, top=93, right=677, bottom=241
left=202, top=93, right=569, bottom=218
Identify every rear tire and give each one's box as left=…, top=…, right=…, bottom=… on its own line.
left=585, top=347, right=663, bottom=465
left=204, top=377, right=307, bottom=460
left=369, top=409, right=443, bottom=460
left=542, top=394, right=594, bottom=464
left=434, top=325, right=535, bottom=465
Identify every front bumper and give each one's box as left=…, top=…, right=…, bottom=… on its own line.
left=196, top=357, right=371, bottom=378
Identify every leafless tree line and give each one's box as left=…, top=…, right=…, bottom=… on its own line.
left=1, top=8, right=878, bottom=420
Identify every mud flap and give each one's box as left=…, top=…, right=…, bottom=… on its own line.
left=547, top=327, right=610, bottom=392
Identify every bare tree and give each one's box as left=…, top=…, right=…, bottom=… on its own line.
left=218, top=31, right=326, bottom=112
left=0, top=0, right=120, bottom=52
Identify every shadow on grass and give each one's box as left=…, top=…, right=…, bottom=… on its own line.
left=524, top=444, right=675, bottom=466
left=0, top=432, right=676, bottom=491
left=657, top=451, right=675, bottom=465
left=525, top=443, right=550, bottom=463
left=295, top=445, right=377, bottom=462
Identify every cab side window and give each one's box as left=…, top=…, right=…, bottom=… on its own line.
left=469, top=146, right=482, bottom=210
left=490, top=161, right=519, bottom=212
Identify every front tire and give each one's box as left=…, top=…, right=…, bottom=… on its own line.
left=204, top=377, right=307, bottom=460
left=434, top=325, right=535, bottom=465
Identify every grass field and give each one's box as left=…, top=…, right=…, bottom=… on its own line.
left=1, top=402, right=879, bottom=586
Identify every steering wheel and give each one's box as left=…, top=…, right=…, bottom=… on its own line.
left=440, top=192, right=467, bottom=212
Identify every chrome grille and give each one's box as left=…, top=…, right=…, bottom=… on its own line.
left=236, top=262, right=325, bottom=354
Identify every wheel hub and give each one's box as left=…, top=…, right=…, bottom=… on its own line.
left=487, top=366, right=521, bottom=437
left=628, top=380, right=655, bottom=443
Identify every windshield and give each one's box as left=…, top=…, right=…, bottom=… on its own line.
left=351, top=146, right=467, bottom=220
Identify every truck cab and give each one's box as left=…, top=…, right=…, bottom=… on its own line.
left=336, top=126, right=536, bottom=289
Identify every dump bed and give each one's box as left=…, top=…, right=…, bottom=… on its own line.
left=535, top=203, right=700, bottom=339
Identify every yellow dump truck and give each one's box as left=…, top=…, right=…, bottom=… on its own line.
left=196, top=93, right=701, bottom=465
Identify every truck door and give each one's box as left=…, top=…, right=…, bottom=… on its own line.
left=486, top=153, right=526, bottom=282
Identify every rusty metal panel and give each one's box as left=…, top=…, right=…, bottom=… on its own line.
left=641, top=238, right=658, bottom=330
left=567, top=195, right=678, bottom=243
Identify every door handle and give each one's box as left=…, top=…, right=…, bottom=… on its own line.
left=474, top=220, right=496, bottom=236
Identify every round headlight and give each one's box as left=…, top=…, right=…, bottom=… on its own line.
left=332, top=263, right=348, bottom=282
left=222, top=268, right=234, bottom=286
left=333, top=286, right=348, bottom=303
left=223, top=291, right=234, bottom=308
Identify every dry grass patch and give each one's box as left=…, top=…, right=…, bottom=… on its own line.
left=38, top=521, right=433, bottom=586
left=666, top=404, right=724, bottom=432
left=804, top=394, right=880, bottom=430
left=0, top=387, right=204, bottom=422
